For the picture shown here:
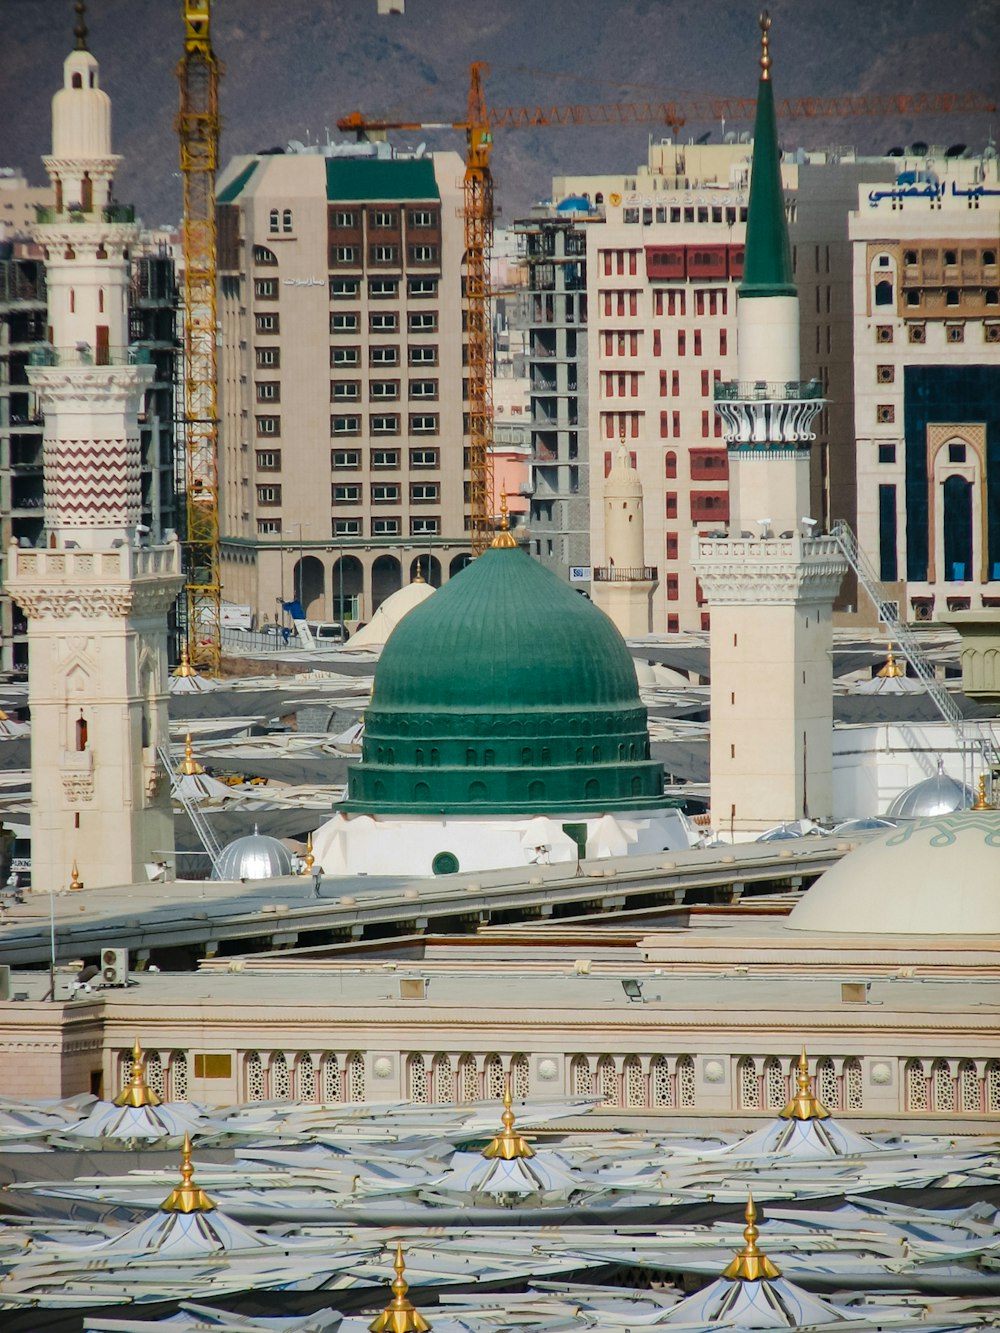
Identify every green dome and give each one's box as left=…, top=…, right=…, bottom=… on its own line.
left=346, top=542, right=666, bottom=816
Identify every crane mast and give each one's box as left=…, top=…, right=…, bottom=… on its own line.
left=176, top=0, right=222, bottom=671
left=464, top=63, right=496, bottom=555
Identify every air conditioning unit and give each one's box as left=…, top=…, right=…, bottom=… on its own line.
left=100, top=947, right=129, bottom=987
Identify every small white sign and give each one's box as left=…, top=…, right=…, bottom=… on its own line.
left=569, top=566, right=592, bottom=583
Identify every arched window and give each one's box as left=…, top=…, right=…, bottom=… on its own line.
left=408, top=1053, right=429, bottom=1104
left=763, top=1057, right=785, bottom=1109
left=81, top=173, right=93, bottom=212
left=271, top=1052, right=290, bottom=1099
left=676, top=1054, right=696, bottom=1108
left=816, top=1056, right=839, bottom=1110
left=75, top=712, right=88, bottom=751
left=664, top=451, right=677, bottom=478
left=597, top=1055, right=618, bottom=1106
left=415, top=748, right=424, bottom=767
left=521, top=747, right=533, bottom=765
left=433, top=1054, right=453, bottom=1103
left=943, top=475, right=973, bottom=582
left=570, top=1055, right=592, bottom=1096
left=528, top=779, right=545, bottom=801
left=585, top=778, right=599, bottom=799
left=959, top=1060, right=980, bottom=1113
left=145, top=1050, right=164, bottom=1099
left=72, top=72, right=83, bottom=89
left=624, top=1055, right=645, bottom=1108
left=321, top=1054, right=340, bottom=1102
left=874, top=279, right=893, bottom=306
left=169, top=1052, right=188, bottom=1101
left=985, top=1060, right=1000, bottom=1113
left=345, top=1051, right=365, bottom=1103
left=245, top=1051, right=265, bottom=1101
left=484, top=1052, right=505, bottom=1100
left=413, top=781, right=430, bottom=800
left=510, top=1053, right=529, bottom=1100
left=931, top=1058, right=954, bottom=1111
left=283, top=208, right=293, bottom=232
left=458, top=1053, right=479, bottom=1102
left=737, top=1056, right=760, bottom=1110
left=468, top=781, right=487, bottom=801
left=269, top=208, right=279, bottom=233
left=843, top=1057, right=863, bottom=1110
left=296, top=1054, right=315, bottom=1100
left=651, top=1055, right=673, bottom=1107
left=904, top=1058, right=927, bottom=1111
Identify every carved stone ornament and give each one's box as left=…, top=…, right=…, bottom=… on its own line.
left=61, top=771, right=95, bottom=803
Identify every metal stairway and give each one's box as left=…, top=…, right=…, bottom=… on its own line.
left=158, top=744, right=223, bottom=872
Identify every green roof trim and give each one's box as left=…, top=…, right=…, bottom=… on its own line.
left=216, top=160, right=259, bottom=205
left=326, top=158, right=439, bottom=203
left=740, top=77, right=795, bottom=298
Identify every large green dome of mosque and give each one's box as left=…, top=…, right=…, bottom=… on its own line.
left=345, top=538, right=667, bottom=815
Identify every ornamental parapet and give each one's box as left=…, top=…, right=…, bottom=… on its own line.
left=692, top=533, right=846, bottom=606
left=593, top=565, right=658, bottom=583
left=715, top=380, right=823, bottom=402
left=5, top=541, right=183, bottom=621
left=29, top=345, right=152, bottom=368
left=715, top=379, right=824, bottom=448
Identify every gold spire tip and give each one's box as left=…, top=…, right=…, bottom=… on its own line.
left=758, top=10, right=772, bottom=80
left=778, top=1047, right=830, bottom=1122
left=179, top=733, right=204, bottom=777
left=482, top=1074, right=535, bottom=1161
left=69, top=860, right=83, bottom=892
left=302, top=831, right=316, bottom=874
left=174, top=643, right=197, bottom=677
left=369, top=1244, right=432, bottom=1333
left=972, top=773, right=994, bottom=811
left=161, top=1133, right=216, bottom=1214
left=490, top=493, right=517, bottom=549
left=74, top=0, right=88, bottom=51
left=113, top=1036, right=163, bottom=1108
left=722, top=1192, right=782, bottom=1282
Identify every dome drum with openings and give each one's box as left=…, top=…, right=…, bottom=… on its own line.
left=345, top=541, right=668, bottom=816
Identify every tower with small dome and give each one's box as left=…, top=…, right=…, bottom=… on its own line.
left=591, top=433, right=658, bottom=637
left=4, top=3, right=182, bottom=889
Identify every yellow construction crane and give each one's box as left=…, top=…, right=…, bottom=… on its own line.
left=176, top=0, right=222, bottom=670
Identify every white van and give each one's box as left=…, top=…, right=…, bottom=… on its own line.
left=306, top=621, right=349, bottom=643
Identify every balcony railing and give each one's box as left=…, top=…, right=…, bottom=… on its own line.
left=28, top=344, right=152, bottom=368
left=34, top=204, right=136, bottom=224
left=714, top=379, right=823, bottom=402
left=593, top=565, right=658, bottom=582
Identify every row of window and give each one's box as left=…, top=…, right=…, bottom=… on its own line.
left=255, top=517, right=440, bottom=537
left=330, top=207, right=437, bottom=230
left=664, top=489, right=729, bottom=522
left=331, top=448, right=439, bottom=470
left=331, top=277, right=438, bottom=300
left=599, top=328, right=726, bottom=358
left=876, top=322, right=1000, bottom=346
left=330, top=413, right=439, bottom=436
left=330, top=245, right=439, bottom=267
left=332, top=482, right=440, bottom=504
left=331, top=345, right=439, bottom=367
left=331, top=311, right=438, bottom=333
left=618, top=202, right=751, bottom=227
left=600, top=288, right=730, bottom=319
left=330, top=380, right=438, bottom=401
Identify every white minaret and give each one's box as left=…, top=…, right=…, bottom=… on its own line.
left=592, top=433, right=658, bottom=637
left=4, top=3, right=182, bottom=889
left=693, top=13, right=846, bottom=839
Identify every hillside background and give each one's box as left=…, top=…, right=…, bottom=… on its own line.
left=4, top=0, right=998, bottom=228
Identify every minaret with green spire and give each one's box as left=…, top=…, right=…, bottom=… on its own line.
left=692, top=12, right=846, bottom=840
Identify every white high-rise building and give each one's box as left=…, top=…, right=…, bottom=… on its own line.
left=4, top=9, right=181, bottom=889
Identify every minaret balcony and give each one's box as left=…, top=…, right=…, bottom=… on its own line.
left=593, top=565, right=658, bottom=583
left=714, top=379, right=824, bottom=449
left=34, top=203, right=135, bottom=225
left=29, top=344, right=152, bottom=369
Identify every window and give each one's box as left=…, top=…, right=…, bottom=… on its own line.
left=877, top=364, right=894, bottom=384
left=665, top=492, right=678, bottom=519
left=410, top=447, right=439, bottom=469
left=368, top=278, right=398, bottom=299
left=877, top=404, right=895, bottom=424
left=256, top=449, right=281, bottom=470
left=255, top=312, right=279, bottom=333
left=720, top=328, right=728, bottom=356
left=677, top=330, right=686, bottom=355
left=331, top=346, right=359, bottom=366
left=330, top=312, right=359, bottom=333
left=333, top=246, right=357, bottom=264
left=334, top=518, right=362, bottom=536
left=332, top=449, right=360, bottom=470
left=253, top=245, right=277, bottom=266
left=370, top=312, right=398, bottom=332
left=257, top=518, right=281, bottom=534
left=411, top=516, right=439, bottom=535
left=372, top=449, right=400, bottom=469
left=909, top=324, right=926, bottom=344
left=256, top=347, right=280, bottom=368
left=256, top=381, right=280, bottom=402
left=282, top=208, right=293, bottom=233
left=371, top=210, right=399, bottom=229
left=409, top=209, right=435, bottom=228
left=370, top=381, right=399, bottom=400
left=666, top=574, right=679, bottom=601
left=948, top=442, right=967, bottom=464
left=410, top=414, right=439, bottom=434
left=269, top=209, right=279, bottom=233
left=373, top=516, right=400, bottom=535
left=947, top=323, right=964, bottom=343
left=409, top=345, right=438, bottom=365
left=332, top=381, right=360, bottom=400
left=874, top=279, right=893, bottom=306
left=664, top=451, right=677, bottom=479
left=876, top=324, right=893, bottom=343
left=333, top=210, right=357, bottom=228
left=331, top=415, right=360, bottom=435
left=370, top=346, right=399, bottom=366
left=408, top=312, right=437, bottom=332
left=256, top=484, right=281, bottom=505
left=372, top=483, right=400, bottom=503
left=694, top=329, right=702, bottom=355
left=330, top=278, right=359, bottom=298
left=371, top=414, right=400, bottom=434
left=256, top=416, right=279, bottom=436
left=410, top=482, right=439, bottom=503
left=333, top=484, right=361, bottom=504
left=409, top=379, right=437, bottom=399
left=370, top=245, right=399, bottom=264
left=665, top=532, right=678, bottom=559
left=408, top=277, right=438, bottom=297
left=408, top=245, right=438, bottom=263
left=878, top=443, right=896, bottom=464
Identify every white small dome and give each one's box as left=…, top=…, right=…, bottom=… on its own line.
left=887, top=771, right=973, bottom=818
left=52, top=51, right=112, bottom=161
left=787, top=811, right=1000, bottom=935
left=211, top=831, right=295, bottom=881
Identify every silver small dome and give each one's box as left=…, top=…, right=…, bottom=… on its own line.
left=211, top=829, right=296, bottom=881
left=833, top=817, right=897, bottom=834
left=886, top=772, right=973, bottom=819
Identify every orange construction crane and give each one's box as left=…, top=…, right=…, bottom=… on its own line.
left=339, top=74, right=995, bottom=550
left=176, top=0, right=223, bottom=671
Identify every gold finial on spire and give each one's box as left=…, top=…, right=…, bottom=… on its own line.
left=74, top=0, right=88, bottom=51
left=481, top=1075, right=535, bottom=1161
left=69, top=860, right=84, bottom=892
left=778, top=1047, right=831, bottom=1122
left=173, top=643, right=196, bottom=677
left=369, top=1244, right=432, bottom=1333
left=413, top=563, right=425, bottom=584
left=302, top=831, right=316, bottom=874
left=723, top=1192, right=782, bottom=1281
left=490, top=492, right=517, bottom=549
left=876, top=644, right=905, bottom=679
left=161, top=1134, right=216, bottom=1214
left=758, top=10, right=772, bottom=80
left=178, top=733, right=204, bottom=777
left=972, top=774, right=994, bottom=811
left=114, top=1037, right=163, bottom=1108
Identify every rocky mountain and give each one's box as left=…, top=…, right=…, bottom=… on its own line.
left=4, top=0, right=998, bottom=228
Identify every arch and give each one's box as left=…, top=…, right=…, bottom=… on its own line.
left=676, top=1054, right=696, bottom=1108
left=623, top=1054, right=645, bottom=1108
left=145, top=1050, right=164, bottom=1099
left=597, top=1054, right=618, bottom=1106
left=321, top=1054, right=340, bottom=1102
left=458, top=1053, right=479, bottom=1102
left=510, top=1053, right=529, bottom=1100
left=763, top=1057, right=785, bottom=1109
left=282, top=208, right=293, bottom=232
left=664, top=450, right=677, bottom=479
left=468, top=780, right=487, bottom=801
left=296, top=1053, right=315, bottom=1101
left=270, top=1052, right=290, bottom=1099
left=570, top=1054, right=593, bottom=1096
left=449, top=553, right=473, bottom=578
left=904, top=1058, right=927, bottom=1111
left=245, top=1051, right=265, bottom=1101
left=521, top=746, right=533, bottom=765
left=294, top=555, right=326, bottom=618
left=331, top=554, right=364, bottom=622
left=407, top=1053, right=429, bottom=1104
left=75, top=712, right=88, bottom=751
left=942, top=476, right=973, bottom=581
left=985, top=1060, right=1000, bottom=1113
left=415, top=747, right=424, bottom=767
left=372, top=554, right=402, bottom=611
left=931, top=1058, right=955, bottom=1111
left=650, top=1054, right=673, bottom=1107
left=958, top=1059, right=981, bottom=1113
left=413, top=781, right=431, bottom=801
left=432, top=850, right=460, bottom=875
left=874, top=279, right=893, bottom=306
left=72, top=71, right=83, bottom=89
left=816, top=1056, right=839, bottom=1110
left=410, top=555, right=442, bottom=587
left=631, top=774, right=643, bottom=796
left=843, top=1056, right=863, bottom=1110
left=345, top=1051, right=366, bottom=1103
left=592, top=745, right=601, bottom=762
left=430, top=748, right=440, bottom=766
left=585, top=778, right=599, bottom=800
left=484, top=1052, right=505, bottom=1100
left=433, top=1053, right=453, bottom=1103
left=269, top=208, right=279, bottom=232
left=169, top=1051, right=189, bottom=1101
left=528, top=779, right=545, bottom=801
left=483, top=748, right=495, bottom=767
left=737, top=1056, right=760, bottom=1110
left=373, top=780, right=386, bottom=800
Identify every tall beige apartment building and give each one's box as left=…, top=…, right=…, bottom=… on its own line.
left=215, top=147, right=471, bottom=626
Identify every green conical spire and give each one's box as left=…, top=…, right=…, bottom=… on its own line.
left=740, top=12, right=796, bottom=298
